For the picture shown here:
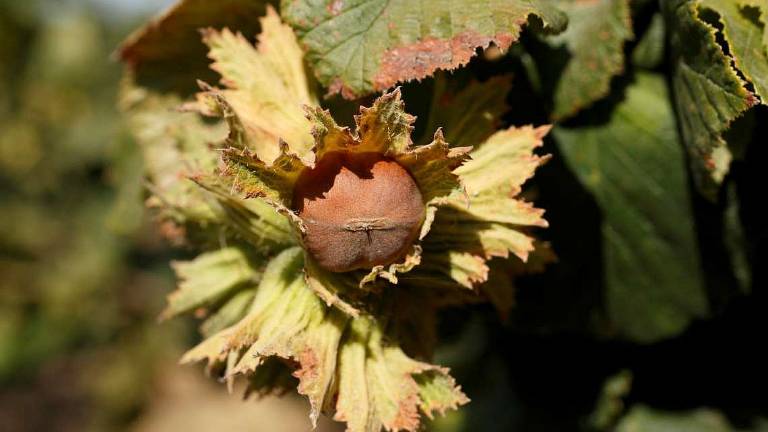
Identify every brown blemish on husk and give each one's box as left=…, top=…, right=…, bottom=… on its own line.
left=390, top=379, right=420, bottom=431
left=294, top=348, right=319, bottom=386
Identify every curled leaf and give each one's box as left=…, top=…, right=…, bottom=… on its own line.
left=664, top=0, right=761, bottom=196
left=699, top=0, right=768, bottom=101
left=118, top=0, right=269, bottom=95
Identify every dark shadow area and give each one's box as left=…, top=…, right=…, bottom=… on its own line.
left=432, top=4, right=767, bottom=430
left=509, top=138, right=606, bottom=337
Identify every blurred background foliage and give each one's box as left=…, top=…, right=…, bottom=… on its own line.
left=1, top=0, right=767, bottom=431
left=0, top=0, right=183, bottom=429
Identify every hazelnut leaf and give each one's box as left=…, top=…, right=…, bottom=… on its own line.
left=632, top=13, right=666, bottom=69
left=663, top=0, right=761, bottom=197
left=281, top=0, right=567, bottom=98
left=698, top=0, right=768, bottom=101
left=536, top=0, right=634, bottom=120
left=555, top=73, right=707, bottom=343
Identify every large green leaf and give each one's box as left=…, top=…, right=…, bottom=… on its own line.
left=555, top=73, right=707, bottom=343
left=664, top=0, right=760, bottom=197
left=281, top=0, right=567, bottom=98
left=541, top=0, right=633, bottom=120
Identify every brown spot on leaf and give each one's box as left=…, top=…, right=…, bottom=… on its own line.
left=372, top=30, right=517, bottom=91
left=327, top=0, right=344, bottom=16
left=745, top=92, right=759, bottom=107
left=703, top=154, right=716, bottom=171
left=327, top=77, right=359, bottom=99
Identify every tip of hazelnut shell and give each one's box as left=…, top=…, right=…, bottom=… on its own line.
left=292, top=151, right=425, bottom=273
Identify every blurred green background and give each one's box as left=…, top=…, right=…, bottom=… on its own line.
left=0, top=1, right=342, bottom=431
left=1, top=0, right=180, bottom=429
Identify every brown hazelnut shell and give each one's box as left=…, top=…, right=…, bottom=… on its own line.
left=292, top=151, right=425, bottom=272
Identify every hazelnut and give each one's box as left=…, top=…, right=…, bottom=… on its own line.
left=292, top=151, right=425, bottom=272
